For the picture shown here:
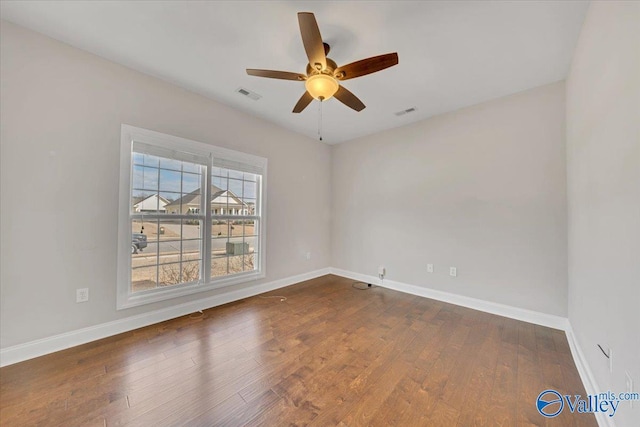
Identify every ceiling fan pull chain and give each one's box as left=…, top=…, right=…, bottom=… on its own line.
left=318, top=99, right=323, bottom=141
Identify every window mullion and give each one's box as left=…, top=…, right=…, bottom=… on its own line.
left=156, top=165, right=161, bottom=287
left=202, top=163, right=211, bottom=284
left=179, top=167, right=183, bottom=284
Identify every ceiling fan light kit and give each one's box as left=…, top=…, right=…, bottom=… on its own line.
left=246, top=12, right=399, bottom=114
left=305, top=74, right=339, bottom=100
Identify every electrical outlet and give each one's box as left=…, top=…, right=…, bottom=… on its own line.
left=76, top=288, right=89, bottom=303
left=449, top=267, right=457, bottom=277
left=305, top=252, right=311, bottom=260
left=427, top=264, right=434, bottom=273
left=625, top=371, right=634, bottom=408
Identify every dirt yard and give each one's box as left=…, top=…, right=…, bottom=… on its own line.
left=132, top=221, right=255, bottom=239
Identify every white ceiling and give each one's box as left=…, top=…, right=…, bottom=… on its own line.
left=1, top=1, right=588, bottom=144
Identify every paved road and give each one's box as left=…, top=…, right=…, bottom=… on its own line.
left=135, top=236, right=256, bottom=257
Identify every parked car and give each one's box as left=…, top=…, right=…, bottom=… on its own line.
left=132, top=233, right=147, bottom=254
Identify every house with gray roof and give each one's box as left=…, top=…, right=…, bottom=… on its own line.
left=164, top=186, right=250, bottom=215
left=132, top=194, right=169, bottom=213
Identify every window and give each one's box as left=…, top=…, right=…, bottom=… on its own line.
left=117, top=125, right=266, bottom=309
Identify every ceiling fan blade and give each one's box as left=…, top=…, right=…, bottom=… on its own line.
left=298, top=12, right=327, bottom=71
left=334, top=86, right=366, bottom=112
left=293, top=91, right=314, bottom=113
left=246, top=69, right=306, bottom=81
left=334, top=53, right=399, bottom=80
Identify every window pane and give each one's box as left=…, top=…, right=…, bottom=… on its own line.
left=212, top=191, right=230, bottom=214
left=211, top=167, right=225, bottom=178
left=132, top=152, right=145, bottom=166
left=243, top=181, right=257, bottom=200
left=132, top=238, right=159, bottom=268
left=228, top=178, right=243, bottom=196
left=131, top=218, right=157, bottom=292
left=211, top=174, right=228, bottom=192
left=182, top=172, right=201, bottom=194
left=243, top=172, right=257, bottom=182
left=228, top=169, right=243, bottom=180
left=165, top=191, right=200, bottom=215
left=131, top=192, right=169, bottom=213
left=159, top=157, right=183, bottom=172
left=211, top=256, right=228, bottom=278
left=157, top=219, right=202, bottom=252
left=158, top=258, right=201, bottom=286
left=244, top=252, right=257, bottom=272
left=241, top=219, right=258, bottom=237
left=133, top=153, right=160, bottom=168
left=226, top=237, right=249, bottom=255
left=180, top=261, right=200, bottom=283
left=214, top=252, right=255, bottom=275
left=158, top=217, right=183, bottom=239
left=182, top=162, right=200, bottom=174
left=244, top=199, right=257, bottom=215
left=210, top=213, right=258, bottom=279
left=132, top=165, right=159, bottom=192
left=132, top=265, right=157, bottom=292
left=131, top=191, right=152, bottom=213
left=159, top=262, right=185, bottom=286
left=232, top=220, right=248, bottom=237
left=212, top=219, right=229, bottom=239
left=160, top=191, right=181, bottom=209
left=181, top=237, right=202, bottom=267
left=159, top=169, right=182, bottom=193
left=227, top=255, right=245, bottom=275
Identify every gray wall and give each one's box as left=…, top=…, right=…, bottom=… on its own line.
left=331, top=82, right=568, bottom=316
left=0, top=21, right=331, bottom=348
left=566, top=2, right=640, bottom=426
left=3, top=12, right=638, bottom=424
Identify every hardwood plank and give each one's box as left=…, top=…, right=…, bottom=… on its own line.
left=191, top=389, right=279, bottom=426
left=427, top=398, right=461, bottom=426
left=516, top=322, right=547, bottom=427
left=0, top=275, right=597, bottom=427
left=339, top=359, right=414, bottom=426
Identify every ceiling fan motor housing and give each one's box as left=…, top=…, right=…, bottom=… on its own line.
left=306, top=58, right=338, bottom=78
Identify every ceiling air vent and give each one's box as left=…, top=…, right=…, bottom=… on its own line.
left=394, top=107, right=417, bottom=117
left=236, top=87, right=262, bottom=101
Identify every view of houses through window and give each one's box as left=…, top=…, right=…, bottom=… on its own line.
left=130, top=152, right=260, bottom=293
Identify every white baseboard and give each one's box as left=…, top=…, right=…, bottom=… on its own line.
left=0, top=268, right=331, bottom=367
left=330, top=268, right=569, bottom=330
left=565, top=324, right=615, bottom=427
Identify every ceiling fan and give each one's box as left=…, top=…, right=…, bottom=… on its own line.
left=246, top=12, right=399, bottom=113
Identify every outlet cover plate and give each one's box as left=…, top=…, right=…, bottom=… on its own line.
left=76, top=288, right=89, bottom=303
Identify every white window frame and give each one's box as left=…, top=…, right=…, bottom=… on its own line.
left=117, top=125, right=267, bottom=310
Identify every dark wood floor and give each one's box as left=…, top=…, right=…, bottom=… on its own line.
left=0, top=275, right=596, bottom=426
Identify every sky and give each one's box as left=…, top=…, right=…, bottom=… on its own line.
left=132, top=153, right=258, bottom=204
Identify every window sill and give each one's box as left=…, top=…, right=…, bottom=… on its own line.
left=117, top=271, right=266, bottom=310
